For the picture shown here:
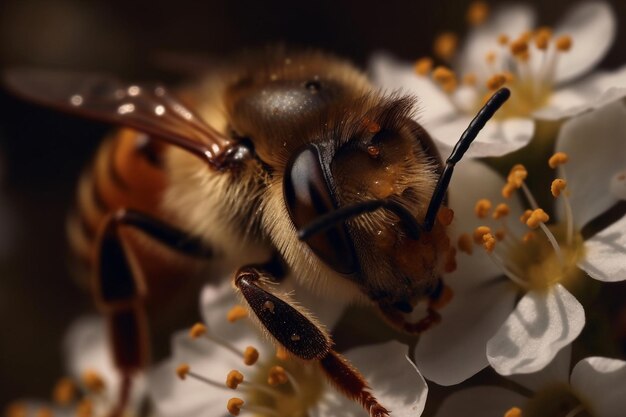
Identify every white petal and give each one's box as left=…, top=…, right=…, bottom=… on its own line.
left=556, top=99, right=626, bottom=227
left=570, top=357, right=626, bottom=417
left=346, top=341, right=427, bottom=417
left=487, top=284, right=585, bottom=375
left=508, top=344, right=572, bottom=392
left=459, top=4, right=536, bottom=75
left=369, top=53, right=455, bottom=123
left=554, top=2, right=617, bottom=84
left=535, top=86, right=626, bottom=121
left=426, top=115, right=534, bottom=158
left=435, top=386, right=527, bottom=417
left=610, top=169, right=626, bottom=200
left=578, top=215, right=626, bottom=282
left=200, top=281, right=257, bottom=344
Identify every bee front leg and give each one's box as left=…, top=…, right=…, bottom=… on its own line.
left=234, top=267, right=390, bottom=417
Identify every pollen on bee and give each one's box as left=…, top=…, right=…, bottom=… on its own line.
left=189, top=322, right=207, bottom=339
left=227, top=306, right=248, bottom=323
left=35, top=408, right=53, bottom=417
left=504, top=407, right=523, bottom=417
left=227, top=397, right=245, bottom=416
left=414, top=57, right=434, bottom=76
left=226, top=370, right=244, bottom=389
left=53, top=377, right=76, bottom=405
left=555, top=35, right=573, bottom=51
left=493, top=203, right=510, bottom=219
left=81, top=370, right=105, bottom=393
left=267, top=366, right=289, bottom=386
left=473, top=226, right=492, bottom=244
left=474, top=198, right=492, bottom=218
left=466, top=1, right=489, bottom=26
left=548, top=152, right=569, bottom=168
left=457, top=233, right=474, bottom=255
left=437, top=206, right=454, bottom=226
left=243, top=346, right=260, bottom=366
left=5, top=402, right=26, bottom=417
left=526, top=208, right=550, bottom=229
left=551, top=179, right=567, bottom=198
left=75, top=399, right=93, bottom=417
left=176, top=363, right=190, bottom=380
left=434, top=32, right=458, bottom=61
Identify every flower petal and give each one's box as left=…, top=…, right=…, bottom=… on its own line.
left=535, top=86, right=626, bottom=121
left=508, top=344, right=572, bottom=392
left=369, top=53, right=456, bottom=123
left=348, top=341, right=427, bottom=417
left=610, top=169, right=626, bottom=200
left=570, top=357, right=626, bottom=417
left=556, top=98, right=626, bottom=227
left=435, top=386, right=527, bottom=417
left=459, top=4, right=536, bottom=76
left=487, top=284, right=585, bottom=375
left=554, top=2, right=617, bottom=84
left=578, top=215, right=626, bottom=282
left=425, top=115, right=534, bottom=158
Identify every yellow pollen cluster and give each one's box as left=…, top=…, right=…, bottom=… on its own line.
left=504, top=406, right=523, bottom=417
left=227, top=306, right=248, bottom=323
left=176, top=363, right=190, bottom=380
left=227, top=397, right=245, bottom=416
left=81, top=370, right=105, bottom=393
left=520, top=209, right=533, bottom=224
left=53, top=377, right=76, bottom=405
left=474, top=199, right=492, bottom=218
left=486, top=74, right=507, bottom=90
left=510, top=38, right=529, bottom=57
left=551, top=179, right=567, bottom=197
left=433, top=66, right=458, bottom=92
left=556, top=35, right=573, bottom=51
left=226, top=370, right=244, bottom=389
left=414, top=57, right=433, bottom=76
left=498, top=33, right=509, bottom=45
left=243, top=346, right=260, bottom=366
left=467, top=1, right=489, bottom=26
left=493, top=203, right=510, bottom=219
left=434, top=32, right=458, bottom=61
left=549, top=152, right=569, bottom=168
left=189, top=322, right=207, bottom=338
left=508, top=164, right=528, bottom=187
left=482, top=233, right=496, bottom=252
left=526, top=209, right=550, bottom=229
left=473, top=226, right=492, bottom=244
left=534, top=27, right=553, bottom=50
left=267, top=366, right=289, bottom=386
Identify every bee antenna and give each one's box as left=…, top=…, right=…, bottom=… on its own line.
left=297, top=199, right=421, bottom=241
left=422, top=87, right=511, bottom=232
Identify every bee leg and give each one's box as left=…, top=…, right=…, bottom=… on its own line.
left=94, top=208, right=212, bottom=417
left=234, top=267, right=390, bottom=417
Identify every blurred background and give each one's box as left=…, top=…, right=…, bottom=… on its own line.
left=1, top=0, right=625, bottom=408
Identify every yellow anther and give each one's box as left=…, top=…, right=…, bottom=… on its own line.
left=75, top=399, right=93, bottom=417
left=526, top=208, right=550, bottom=229
left=495, top=229, right=506, bottom=241
left=502, top=71, right=515, bottom=83
left=493, top=203, right=510, bottom=219
left=498, top=34, right=509, bottom=45
left=457, top=233, right=474, bottom=255
left=189, top=322, right=207, bottom=339
left=534, top=32, right=550, bottom=50
left=502, top=182, right=516, bottom=198
left=227, top=305, right=248, bottom=323
left=473, top=226, right=492, bottom=244
left=520, top=209, right=533, bottom=224
left=276, top=346, right=290, bottom=360
left=510, top=38, right=529, bottom=56
left=176, top=363, right=190, bottom=380
left=551, top=179, right=567, bottom=198
left=35, top=408, right=53, bottom=417
left=434, top=32, right=458, bottom=61
left=522, top=231, right=536, bottom=243
left=432, top=66, right=455, bottom=83
left=556, top=35, right=572, bottom=51
left=440, top=79, right=458, bottom=93
left=227, top=398, right=245, bottom=416
left=519, top=31, right=533, bottom=42
left=463, top=73, right=477, bottom=86
left=5, top=402, right=26, bottom=417
left=438, top=206, right=454, bottom=226
left=243, top=346, right=259, bottom=366
left=414, top=57, right=434, bottom=76
left=53, top=377, right=76, bottom=405
left=482, top=233, right=496, bottom=253
left=486, top=74, right=507, bottom=90
left=474, top=199, right=492, bottom=218
left=507, top=164, right=528, bottom=187
left=226, top=370, right=244, bottom=389
left=81, top=370, right=105, bottom=393
left=548, top=152, right=569, bottom=168
left=504, top=406, right=523, bottom=417
left=467, top=1, right=489, bottom=26
left=267, top=366, right=289, bottom=386
left=485, top=51, right=497, bottom=64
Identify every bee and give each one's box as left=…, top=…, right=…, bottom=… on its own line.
left=5, top=48, right=509, bottom=417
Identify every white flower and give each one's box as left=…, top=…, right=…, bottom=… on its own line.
left=148, top=280, right=427, bottom=417
left=370, top=2, right=623, bottom=158
left=436, top=347, right=626, bottom=417
left=415, top=95, right=626, bottom=384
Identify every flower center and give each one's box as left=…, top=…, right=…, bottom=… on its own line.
left=504, top=382, right=595, bottom=417
left=459, top=153, right=586, bottom=292
left=180, top=310, right=325, bottom=417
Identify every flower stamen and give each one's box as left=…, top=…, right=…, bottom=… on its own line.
left=504, top=406, right=522, bottom=417
left=52, top=377, right=76, bottom=406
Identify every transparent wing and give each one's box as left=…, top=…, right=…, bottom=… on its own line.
left=4, top=69, right=238, bottom=169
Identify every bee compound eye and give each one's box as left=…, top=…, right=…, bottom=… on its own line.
left=283, top=145, right=357, bottom=275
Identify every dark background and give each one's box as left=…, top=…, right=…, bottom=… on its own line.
left=1, top=0, right=625, bottom=408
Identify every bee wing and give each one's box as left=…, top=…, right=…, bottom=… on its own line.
left=4, top=69, right=236, bottom=169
